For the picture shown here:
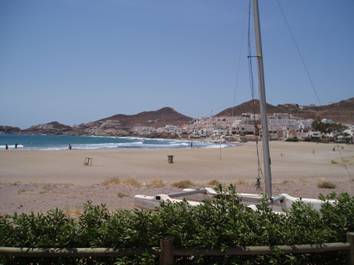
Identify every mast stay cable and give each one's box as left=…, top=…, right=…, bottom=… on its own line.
left=232, top=0, right=248, bottom=118
left=274, top=0, right=321, bottom=105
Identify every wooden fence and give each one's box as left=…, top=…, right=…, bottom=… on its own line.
left=1, top=232, right=353, bottom=265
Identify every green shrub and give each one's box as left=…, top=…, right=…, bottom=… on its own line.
left=0, top=186, right=353, bottom=264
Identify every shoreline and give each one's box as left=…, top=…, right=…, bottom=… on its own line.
left=0, top=133, right=232, bottom=150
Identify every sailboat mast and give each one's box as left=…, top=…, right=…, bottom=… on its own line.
left=252, top=0, right=272, bottom=198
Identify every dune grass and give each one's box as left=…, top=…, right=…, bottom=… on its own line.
left=331, top=156, right=354, bottom=166
left=234, top=179, right=249, bottom=185
left=317, top=178, right=336, bottom=189
left=121, top=177, right=141, bottom=187
left=102, top=177, right=121, bottom=186
left=147, top=179, right=166, bottom=188
left=64, top=207, right=82, bottom=217
left=117, top=192, right=128, bottom=198
left=102, top=177, right=141, bottom=187
left=172, top=180, right=194, bottom=189
left=207, top=179, right=222, bottom=187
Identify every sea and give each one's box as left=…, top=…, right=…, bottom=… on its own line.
left=0, top=134, right=229, bottom=150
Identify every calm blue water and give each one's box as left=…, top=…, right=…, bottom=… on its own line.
left=0, top=134, right=226, bottom=150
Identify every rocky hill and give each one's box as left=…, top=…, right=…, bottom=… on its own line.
left=216, top=97, right=354, bottom=124
left=96, top=107, right=192, bottom=128
left=0, top=125, right=21, bottom=134
left=216, top=99, right=279, bottom=116
left=3, top=107, right=192, bottom=137
left=77, top=107, right=193, bottom=136
left=22, top=121, right=75, bottom=135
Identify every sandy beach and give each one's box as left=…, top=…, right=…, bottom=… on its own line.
left=0, top=141, right=353, bottom=215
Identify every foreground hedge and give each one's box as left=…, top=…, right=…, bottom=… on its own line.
left=0, top=186, right=353, bottom=265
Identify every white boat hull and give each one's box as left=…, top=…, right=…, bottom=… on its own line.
left=134, top=188, right=334, bottom=213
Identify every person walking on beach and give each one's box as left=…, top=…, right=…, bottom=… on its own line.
left=68, top=144, right=72, bottom=150
left=5, top=144, right=8, bottom=150
left=15, top=143, right=18, bottom=149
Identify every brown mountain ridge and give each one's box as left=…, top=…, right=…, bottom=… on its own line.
left=1, top=98, right=353, bottom=136
left=80, top=107, right=193, bottom=131
left=216, top=97, right=354, bottom=124
left=96, top=107, right=193, bottom=128
left=8, top=107, right=194, bottom=137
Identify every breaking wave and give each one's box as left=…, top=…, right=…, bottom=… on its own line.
left=0, top=134, right=233, bottom=150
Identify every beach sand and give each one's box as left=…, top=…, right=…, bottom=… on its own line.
left=0, top=141, right=353, bottom=215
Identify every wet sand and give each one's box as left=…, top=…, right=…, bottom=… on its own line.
left=0, top=141, right=353, bottom=215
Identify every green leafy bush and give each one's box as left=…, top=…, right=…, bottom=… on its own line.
left=0, top=187, right=353, bottom=264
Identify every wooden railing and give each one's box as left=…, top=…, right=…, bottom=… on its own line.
left=0, top=247, right=155, bottom=257
left=1, top=232, right=353, bottom=265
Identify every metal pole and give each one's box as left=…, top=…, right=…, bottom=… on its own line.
left=252, top=0, right=272, bottom=198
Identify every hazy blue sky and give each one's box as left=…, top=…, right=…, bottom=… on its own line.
left=1, top=0, right=353, bottom=128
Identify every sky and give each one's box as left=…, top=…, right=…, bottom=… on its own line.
left=1, top=0, right=353, bottom=128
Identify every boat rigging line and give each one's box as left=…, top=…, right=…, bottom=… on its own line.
left=232, top=1, right=248, bottom=118
left=274, top=0, right=321, bottom=105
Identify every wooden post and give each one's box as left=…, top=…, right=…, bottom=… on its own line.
left=84, top=157, right=93, bottom=166
left=160, top=238, right=174, bottom=265
left=348, top=232, right=354, bottom=265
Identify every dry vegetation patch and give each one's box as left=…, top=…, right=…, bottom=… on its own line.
left=102, top=177, right=141, bottom=187
left=147, top=179, right=165, bottom=188
left=207, top=179, right=222, bottom=187
left=64, top=208, right=82, bottom=217
left=172, top=180, right=194, bottom=189
left=121, top=177, right=141, bottom=187
left=331, top=156, right=354, bottom=166
left=102, top=177, right=121, bottom=186
left=17, top=188, right=28, bottom=195
left=234, top=179, right=248, bottom=185
left=317, top=178, right=336, bottom=189
left=278, top=180, right=291, bottom=185
left=39, top=184, right=55, bottom=194
left=117, top=192, right=128, bottom=198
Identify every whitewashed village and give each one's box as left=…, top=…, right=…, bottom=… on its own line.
left=132, top=112, right=354, bottom=144
left=2, top=98, right=354, bottom=145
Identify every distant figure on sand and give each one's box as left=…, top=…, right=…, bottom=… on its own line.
left=15, top=143, right=18, bottom=149
left=190, top=142, right=193, bottom=148
left=5, top=144, right=8, bottom=150
left=68, top=144, right=72, bottom=150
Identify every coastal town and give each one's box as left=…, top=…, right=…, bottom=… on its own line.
left=157, top=113, right=354, bottom=144
left=122, top=113, right=354, bottom=145
left=129, top=98, right=354, bottom=144
left=1, top=98, right=354, bottom=145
